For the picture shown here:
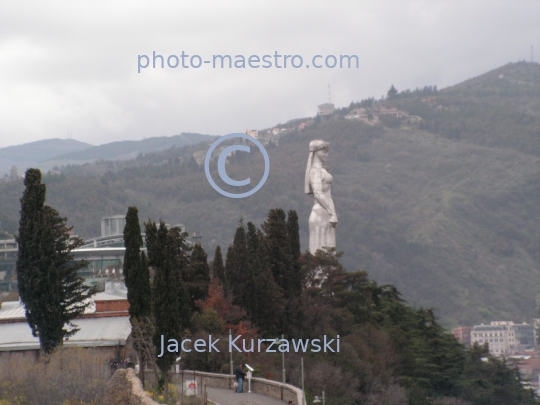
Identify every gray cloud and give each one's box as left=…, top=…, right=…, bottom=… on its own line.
left=0, top=0, right=538, bottom=147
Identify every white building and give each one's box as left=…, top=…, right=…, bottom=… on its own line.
left=101, top=215, right=126, bottom=237
left=317, top=103, right=335, bottom=116
left=245, top=129, right=259, bottom=139
left=471, top=321, right=536, bottom=355
left=0, top=286, right=132, bottom=358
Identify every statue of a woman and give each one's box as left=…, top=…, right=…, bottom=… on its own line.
left=305, top=139, right=337, bottom=253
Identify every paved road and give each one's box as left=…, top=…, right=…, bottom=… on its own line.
left=205, top=386, right=287, bottom=405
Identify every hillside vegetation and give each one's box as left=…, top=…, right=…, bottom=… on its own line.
left=2, top=62, right=540, bottom=327
left=391, top=62, right=540, bottom=154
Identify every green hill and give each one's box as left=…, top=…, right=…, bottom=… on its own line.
left=2, top=61, right=540, bottom=328
left=390, top=61, right=540, bottom=154
left=0, top=138, right=93, bottom=176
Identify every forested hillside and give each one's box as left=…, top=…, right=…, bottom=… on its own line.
left=2, top=61, right=540, bottom=327
left=390, top=62, right=540, bottom=154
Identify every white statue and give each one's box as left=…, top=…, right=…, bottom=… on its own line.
left=305, top=139, right=337, bottom=253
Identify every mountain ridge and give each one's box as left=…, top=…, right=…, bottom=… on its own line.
left=0, top=132, right=217, bottom=177
left=0, top=138, right=93, bottom=177
left=42, top=132, right=217, bottom=163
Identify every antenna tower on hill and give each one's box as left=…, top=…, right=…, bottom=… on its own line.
left=328, top=84, right=331, bottom=103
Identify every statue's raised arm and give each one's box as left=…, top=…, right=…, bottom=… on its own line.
left=305, top=140, right=337, bottom=254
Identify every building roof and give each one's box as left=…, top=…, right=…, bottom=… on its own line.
left=0, top=316, right=131, bottom=351
left=0, top=288, right=127, bottom=321
left=0, top=301, right=25, bottom=319
left=101, top=215, right=126, bottom=220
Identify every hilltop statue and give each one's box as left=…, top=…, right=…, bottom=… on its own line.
left=305, top=139, right=337, bottom=253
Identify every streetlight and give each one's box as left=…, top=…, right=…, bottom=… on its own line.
left=281, top=334, right=286, bottom=383
left=313, top=391, right=325, bottom=405
left=229, top=328, right=234, bottom=375
left=301, top=358, right=305, bottom=405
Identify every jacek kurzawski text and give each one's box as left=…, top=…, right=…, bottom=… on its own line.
left=157, top=334, right=340, bottom=357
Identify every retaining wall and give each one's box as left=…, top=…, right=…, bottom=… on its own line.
left=103, top=368, right=159, bottom=405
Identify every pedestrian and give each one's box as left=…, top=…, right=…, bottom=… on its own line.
left=235, top=363, right=246, bottom=393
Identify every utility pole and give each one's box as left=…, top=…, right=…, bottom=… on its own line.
left=328, top=84, right=331, bottom=104
left=281, top=334, right=286, bottom=383
left=301, top=358, right=305, bottom=405
left=229, top=328, right=234, bottom=375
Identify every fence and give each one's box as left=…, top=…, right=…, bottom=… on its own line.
left=144, top=369, right=304, bottom=404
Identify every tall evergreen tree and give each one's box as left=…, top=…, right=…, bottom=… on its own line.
left=187, top=155, right=200, bottom=173
left=250, top=228, right=284, bottom=335
left=225, top=222, right=249, bottom=308
left=9, top=165, right=18, bottom=182
left=286, top=209, right=302, bottom=296
left=242, top=222, right=259, bottom=317
left=123, top=207, right=151, bottom=319
left=186, top=243, right=211, bottom=307
left=212, top=245, right=226, bottom=286
left=387, top=84, right=398, bottom=99
left=261, top=208, right=293, bottom=296
left=16, top=168, right=95, bottom=354
left=145, top=220, right=188, bottom=400
left=123, top=207, right=151, bottom=387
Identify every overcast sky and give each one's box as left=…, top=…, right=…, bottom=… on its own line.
left=0, top=1, right=538, bottom=148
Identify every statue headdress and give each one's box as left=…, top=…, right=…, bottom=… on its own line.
left=304, top=140, right=329, bottom=194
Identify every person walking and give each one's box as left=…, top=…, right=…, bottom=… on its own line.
left=235, top=363, right=246, bottom=393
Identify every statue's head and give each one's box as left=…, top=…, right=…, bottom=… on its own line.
left=309, top=139, right=329, bottom=152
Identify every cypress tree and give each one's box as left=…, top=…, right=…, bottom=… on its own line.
left=186, top=243, right=211, bottom=307
left=240, top=222, right=258, bottom=316
left=187, top=155, right=200, bottom=173
left=224, top=245, right=233, bottom=294
left=287, top=209, right=303, bottom=296
left=16, top=168, right=95, bottom=354
left=250, top=228, right=284, bottom=335
left=212, top=245, right=225, bottom=286
left=225, top=222, right=249, bottom=309
left=145, top=220, right=185, bottom=400
left=261, top=208, right=293, bottom=296
left=123, top=207, right=151, bottom=387
left=123, top=207, right=151, bottom=318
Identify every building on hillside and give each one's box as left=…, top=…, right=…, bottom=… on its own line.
left=344, top=108, right=368, bottom=120
left=317, top=103, right=335, bottom=117
left=515, top=355, right=540, bottom=384
left=0, top=284, right=133, bottom=359
left=245, top=129, right=259, bottom=139
left=372, top=106, right=409, bottom=119
left=452, top=326, right=472, bottom=347
left=471, top=321, right=536, bottom=355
